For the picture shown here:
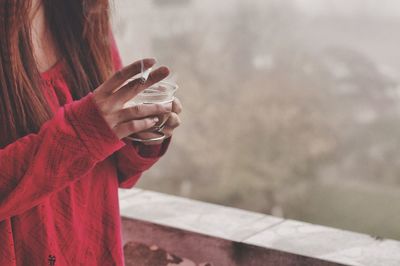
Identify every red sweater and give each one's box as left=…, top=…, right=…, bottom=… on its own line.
left=0, top=37, right=169, bottom=265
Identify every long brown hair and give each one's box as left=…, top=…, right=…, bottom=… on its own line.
left=0, top=0, right=114, bottom=148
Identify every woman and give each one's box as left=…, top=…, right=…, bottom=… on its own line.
left=0, top=0, right=182, bottom=265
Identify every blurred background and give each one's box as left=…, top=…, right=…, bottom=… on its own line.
left=112, top=0, right=400, bottom=240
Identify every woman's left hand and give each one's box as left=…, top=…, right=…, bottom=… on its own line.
left=140, top=97, right=182, bottom=145
left=161, top=97, right=182, bottom=137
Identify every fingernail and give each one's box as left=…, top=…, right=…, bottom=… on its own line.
left=153, top=117, right=159, bottom=123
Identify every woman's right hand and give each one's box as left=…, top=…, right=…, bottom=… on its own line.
left=92, top=58, right=171, bottom=139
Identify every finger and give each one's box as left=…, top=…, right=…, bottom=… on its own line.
left=143, top=66, right=170, bottom=88
left=172, top=98, right=183, bottom=114
left=164, top=112, right=181, bottom=129
left=161, top=121, right=179, bottom=138
left=96, top=58, right=156, bottom=95
left=141, top=113, right=180, bottom=144
left=109, top=104, right=171, bottom=127
left=113, top=117, right=159, bottom=139
left=109, top=66, right=170, bottom=109
left=162, top=127, right=174, bottom=138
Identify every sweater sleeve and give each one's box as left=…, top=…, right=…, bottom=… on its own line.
left=0, top=93, right=125, bottom=220
left=109, top=32, right=171, bottom=188
left=116, top=138, right=171, bottom=188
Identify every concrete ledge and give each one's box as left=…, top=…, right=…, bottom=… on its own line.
left=119, top=189, right=400, bottom=266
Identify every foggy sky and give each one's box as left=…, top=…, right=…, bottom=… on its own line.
left=293, top=0, right=400, bottom=17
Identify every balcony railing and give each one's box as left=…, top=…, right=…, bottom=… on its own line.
left=119, top=188, right=400, bottom=266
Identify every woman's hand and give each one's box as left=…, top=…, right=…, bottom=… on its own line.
left=162, top=97, right=182, bottom=138
left=136, top=98, right=182, bottom=145
left=92, top=58, right=172, bottom=139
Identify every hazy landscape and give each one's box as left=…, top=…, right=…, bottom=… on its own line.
left=113, top=0, right=400, bottom=240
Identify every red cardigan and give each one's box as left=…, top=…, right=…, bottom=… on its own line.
left=0, top=36, right=169, bottom=265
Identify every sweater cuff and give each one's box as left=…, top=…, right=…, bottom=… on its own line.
left=65, top=92, right=125, bottom=161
